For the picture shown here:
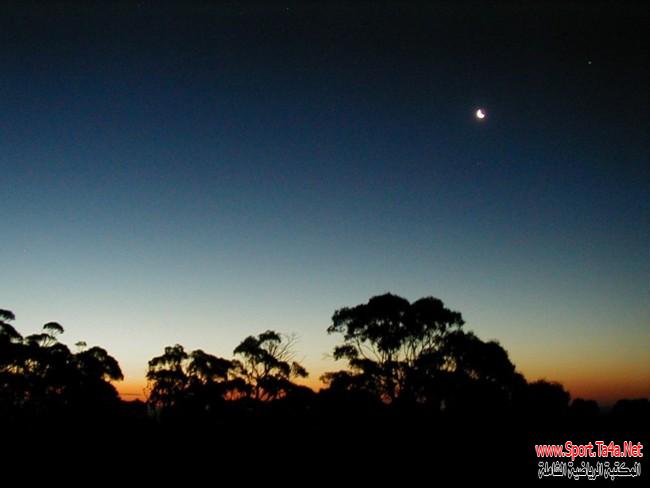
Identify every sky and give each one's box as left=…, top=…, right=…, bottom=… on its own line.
left=1, top=1, right=648, bottom=405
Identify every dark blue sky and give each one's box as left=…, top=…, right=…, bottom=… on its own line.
left=1, top=2, right=647, bottom=401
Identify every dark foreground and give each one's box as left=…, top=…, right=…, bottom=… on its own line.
left=3, top=401, right=647, bottom=484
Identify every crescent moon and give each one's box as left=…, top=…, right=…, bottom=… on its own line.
left=476, top=109, right=486, bottom=119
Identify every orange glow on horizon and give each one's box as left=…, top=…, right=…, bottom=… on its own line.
left=117, top=368, right=649, bottom=406
left=520, top=354, right=650, bottom=406
left=116, top=381, right=147, bottom=402
left=116, top=376, right=324, bottom=402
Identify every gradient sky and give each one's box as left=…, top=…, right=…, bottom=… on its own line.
left=1, top=2, right=648, bottom=404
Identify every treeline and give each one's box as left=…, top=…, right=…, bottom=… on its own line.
left=1, top=295, right=648, bottom=425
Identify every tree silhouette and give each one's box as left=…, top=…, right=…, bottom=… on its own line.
left=186, top=349, right=247, bottom=408
left=0, top=309, right=123, bottom=418
left=0, top=309, right=20, bottom=341
left=0, top=309, right=24, bottom=415
left=146, top=344, right=190, bottom=411
left=75, top=346, right=123, bottom=382
left=324, top=293, right=465, bottom=403
left=68, top=346, right=124, bottom=413
left=323, top=293, right=531, bottom=414
left=418, top=329, right=521, bottom=412
left=187, top=349, right=232, bottom=384
left=233, top=330, right=308, bottom=401
left=570, top=398, right=600, bottom=419
left=146, top=344, right=243, bottom=414
left=611, top=398, right=649, bottom=423
left=43, top=321, right=64, bottom=336
left=522, top=380, right=571, bottom=418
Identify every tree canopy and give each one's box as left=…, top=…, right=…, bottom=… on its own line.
left=0, top=310, right=123, bottom=418
left=233, top=330, right=308, bottom=401
left=145, top=329, right=308, bottom=415
left=324, top=293, right=520, bottom=410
